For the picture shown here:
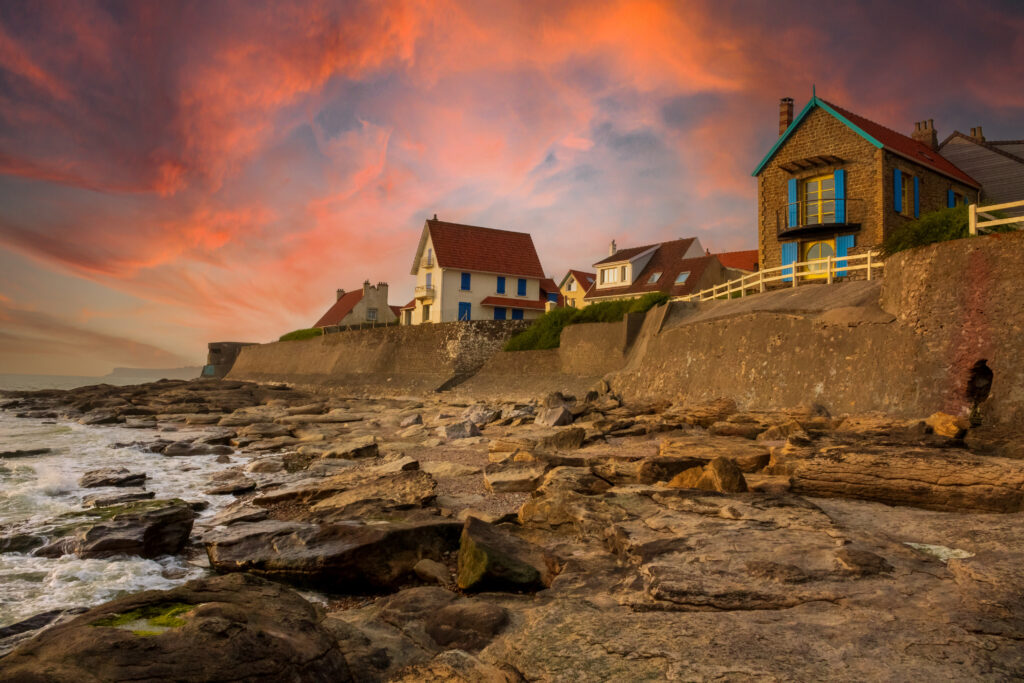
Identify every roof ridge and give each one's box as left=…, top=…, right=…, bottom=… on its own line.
left=820, top=98, right=915, bottom=147
left=940, top=131, right=1024, bottom=165
left=428, top=218, right=532, bottom=237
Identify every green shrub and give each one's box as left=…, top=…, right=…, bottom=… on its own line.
left=279, top=328, right=324, bottom=342
left=881, top=205, right=1018, bottom=257
left=503, top=292, right=669, bottom=351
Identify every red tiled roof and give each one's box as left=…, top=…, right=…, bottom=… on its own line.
left=823, top=100, right=981, bottom=188
left=400, top=299, right=415, bottom=311
left=389, top=305, right=401, bottom=317
left=593, top=244, right=657, bottom=266
left=479, top=296, right=547, bottom=310
left=314, top=290, right=363, bottom=327
left=587, top=246, right=719, bottom=300
left=564, top=269, right=595, bottom=290
left=427, top=219, right=545, bottom=279
left=715, top=249, right=759, bottom=272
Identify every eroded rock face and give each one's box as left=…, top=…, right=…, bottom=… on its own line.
left=35, top=500, right=195, bottom=560
left=0, top=573, right=353, bottom=682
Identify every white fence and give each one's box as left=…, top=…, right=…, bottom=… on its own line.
left=676, top=252, right=883, bottom=303
left=969, top=199, right=1024, bottom=235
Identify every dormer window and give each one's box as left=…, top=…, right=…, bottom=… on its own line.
left=648, top=272, right=662, bottom=283
left=600, top=267, right=621, bottom=285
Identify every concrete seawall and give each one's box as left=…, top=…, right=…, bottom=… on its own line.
left=227, top=233, right=1024, bottom=427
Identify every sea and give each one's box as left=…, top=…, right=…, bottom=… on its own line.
left=0, top=373, right=230, bottom=629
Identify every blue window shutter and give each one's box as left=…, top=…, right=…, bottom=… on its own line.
left=836, top=235, right=855, bottom=277
left=834, top=169, right=846, bottom=223
left=787, top=179, right=798, bottom=227
left=493, top=307, right=506, bottom=320
left=893, top=169, right=902, bottom=212
left=547, top=292, right=558, bottom=303
left=511, top=308, right=524, bottom=320
left=947, top=190, right=955, bottom=208
left=496, top=276, right=505, bottom=294
left=781, top=241, right=798, bottom=282
left=461, top=272, right=470, bottom=290
left=913, top=176, right=920, bottom=218
left=517, top=278, right=526, bottom=296
left=458, top=302, right=471, bottom=321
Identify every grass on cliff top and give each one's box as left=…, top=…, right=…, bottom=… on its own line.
left=504, top=292, right=669, bottom=352
left=279, top=327, right=324, bottom=342
left=881, top=205, right=1019, bottom=257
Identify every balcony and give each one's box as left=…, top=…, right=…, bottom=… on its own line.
left=421, top=256, right=434, bottom=268
left=414, top=284, right=435, bottom=300
left=776, top=198, right=864, bottom=238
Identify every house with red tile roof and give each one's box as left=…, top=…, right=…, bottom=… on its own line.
left=714, top=249, right=759, bottom=274
left=583, top=237, right=728, bottom=303
left=407, top=216, right=550, bottom=323
left=753, top=94, right=981, bottom=275
left=314, top=281, right=398, bottom=328
left=558, top=269, right=595, bottom=308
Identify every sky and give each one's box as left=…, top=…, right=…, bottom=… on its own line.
left=0, top=0, right=1022, bottom=375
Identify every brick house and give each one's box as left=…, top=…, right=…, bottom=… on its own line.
left=938, top=127, right=1024, bottom=217
left=408, top=217, right=550, bottom=323
left=754, top=94, right=981, bottom=275
left=314, top=281, right=399, bottom=328
left=558, top=269, right=595, bottom=308
left=584, top=237, right=727, bottom=303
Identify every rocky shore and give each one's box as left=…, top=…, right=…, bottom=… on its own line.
left=1, top=378, right=1023, bottom=680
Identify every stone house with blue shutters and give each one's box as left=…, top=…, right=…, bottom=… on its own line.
left=754, top=94, right=981, bottom=277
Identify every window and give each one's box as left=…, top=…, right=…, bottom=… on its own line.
left=367, top=308, right=377, bottom=321
left=600, top=268, right=620, bottom=284
left=496, top=276, right=505, bottom=294
left=422, top=304, right=431, bottom=322
left=511, top=309, right=524, bottom=320
left=547, top=292, right=558, bottom=303
left=493, top=307, right=507, bottom=320
left=675, top=271, right=690, bottom=284
left=460, top=272, right=471, bottom=290
left=425, top=272, right=432, bottom=288
left=567, top=280, right=576, bottom=292
left=802, top=174, right=835, bottom=225
left=620, top=265, right=627, bottom=282
left=901, top=173, right=914, bottom=215
left=517, top=278, right=526, bottom=296
left=426, top=248, right=433, bottom=266
left=648, top=272, right=662, bottom=284
left=458, top=302, right=471, bottom=321
left=569, top=298, right=577, bottom=308
left=894, top=169, right=919, bottom=217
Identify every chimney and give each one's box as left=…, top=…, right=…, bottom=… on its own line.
left=970, top=126, right=986, bottom=142
left=432, top=213, right=437, bottom=220
left=912, top=119, right=938, bottom=150
left=779, top=97, right=794, bottom=136
left=609, top=239, right=617, bottom=257
left=363, top=279, right=371, bottom=295
left=336, top=289, right=345, bottom=300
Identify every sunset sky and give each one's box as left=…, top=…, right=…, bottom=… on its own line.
left=1, top=0, right=1022, bottom=375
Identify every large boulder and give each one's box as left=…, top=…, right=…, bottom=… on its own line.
left=0, top=573, right=353, bottom=681
left=437, top=421, right=482, bottom=441
left=205, top=518, right=462, bottom=589
left=534, top=406, right=573, bottom=427
left=667, top=457, right=748, bottom=493
left=36, top=500, right=195, bottom=559
left=457, top=517, right=559, bottom=591
left=78, top=468, right=147, bottom=488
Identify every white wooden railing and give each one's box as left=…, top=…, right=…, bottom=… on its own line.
left=676, top=251, right=883, bottom=302
left=969, top=199, right=1024, bottom=235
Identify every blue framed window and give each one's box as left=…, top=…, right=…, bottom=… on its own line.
left=496, top=276, right=505, bottom=294
left=460, top=272, right=471, bottom=290
left=493, top=307, right=507, bottom=320
left=425, top=272, right=432, bottom=288
left=547, top=292, right=558, bottom=303
left=517, top=278, right=526, bottom=296
left=458, top=302, right=471, bottom=321
left=511, top=308, right=524, bottom=320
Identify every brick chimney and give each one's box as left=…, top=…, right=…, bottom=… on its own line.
left=912, top=119, right=938, bottom=150
left=336, top=289, right=345, bottom=300
left=362, top=279, right=371, bottom=295
left=609, top=239, right=617, bottom=257
left=969, top=126, right=986, bottom=142
left=779, top=97, right=794, bottom=136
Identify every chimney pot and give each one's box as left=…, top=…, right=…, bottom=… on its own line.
left=609, top=239, right=617, bottom=256
left=779, top=97, right=794, bottom=136
left=973, top=126, right=985, bottom=142
left=912, top=118, right=938, bottom=150
left=336, top=289, right=345, bottom=300
left=432, top=213, right=437, bottom=220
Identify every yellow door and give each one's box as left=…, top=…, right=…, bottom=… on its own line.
left=801, top=239, right=835, bottom=280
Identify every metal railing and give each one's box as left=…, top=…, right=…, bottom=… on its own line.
left=676, top=251, right=884, bottom=302
left=969, top=199, right=1024, bottom=235
left=776, top=198, right=864, bottom=236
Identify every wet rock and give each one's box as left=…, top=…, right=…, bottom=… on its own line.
left=79, top=468, right=147, bottom=488
left=483, top=462, right=547, bottom=493
left=0, top=573, right=353, bottom=681
left=0, top=448, right=52, bottom=458
left=36, top=499, right=195, bottom=559
left=534, top=406, right=573, bottom=427
left=205, top=518, right=461, bottom=589
left=82, top=489, right=155, bottom=508
left=0, top=607, right=89, bottom=658
left=163, top=441, right=233, bottom=457
left=78, top=410, right=123, bottom=425
left=457, top=517, right=559, bottom=591
left=123, top=416, right=157, bottom=429
left=437, top=421, right=481, bottom=441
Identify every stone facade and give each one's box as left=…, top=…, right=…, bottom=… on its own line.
left=757, top=105, right=979, bottom=271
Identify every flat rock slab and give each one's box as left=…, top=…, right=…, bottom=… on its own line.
left=82, top=489, right=155, bottom=508
left=789, top=446, right=1024, bottom=512
left=79, top=468, right=147, bottom=488
left=0, top=573, right=353, bottom=681
left=205, top=518, right=462, bottom=589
